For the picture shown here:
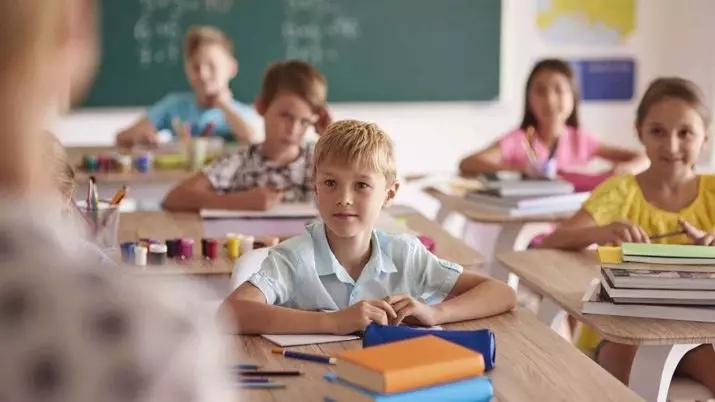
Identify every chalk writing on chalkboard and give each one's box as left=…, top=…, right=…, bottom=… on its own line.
left=134, top=0, right=206, bottom=67
left=282, top=0, right=359, bottom=64
left=131, top=0, right=357, bottom=68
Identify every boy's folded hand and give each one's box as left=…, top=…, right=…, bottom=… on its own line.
left=330, top=300, right=397, bottom=335
left=243, top=187, right=283, bottom=211
left=385, top=295, right=437, bottom=327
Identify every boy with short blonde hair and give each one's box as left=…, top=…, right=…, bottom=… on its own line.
left=220, top=119, right=516, bottom=335
left=116, top=25, right=260, bottom=146
left=162, top=60, right=332, bottom=212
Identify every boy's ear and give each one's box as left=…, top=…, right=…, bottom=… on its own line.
left=229, top=58, right=238, bottom=80
left=255, top=96, right=266, bottom=116
left=383, top=180, right=400, bottom=208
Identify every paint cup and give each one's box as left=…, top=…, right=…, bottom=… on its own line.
left=135, top=152, right=153, bottom=173
left=116, top=154, right=133, bottom=173
left=187, top=138, right=208, bottom=171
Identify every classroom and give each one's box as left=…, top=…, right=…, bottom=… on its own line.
left=8, top=0, right=715, bottom=401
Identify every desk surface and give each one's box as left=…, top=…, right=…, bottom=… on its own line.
left=426, top=188, right=575, bottom=223
left=117, top=209, right=485, bottom=275
left=234, top=308, right=643, bottom=402
left=498, top=249, right=715, bottom=345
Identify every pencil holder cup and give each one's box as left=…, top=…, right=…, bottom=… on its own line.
left=76, top=201, right=121, bottom=250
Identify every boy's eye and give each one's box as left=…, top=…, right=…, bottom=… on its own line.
left=323, top=179, right=336, bottom=188
left=356, top=182, right=370, bottom=190
left=679, top=129, right=694, bottom=138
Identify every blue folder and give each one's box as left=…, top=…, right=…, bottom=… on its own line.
left=362, top=323, right=496, bottom=371
left=324, top=373, right=493, bottom=402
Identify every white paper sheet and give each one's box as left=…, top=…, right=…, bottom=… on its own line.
left=260, top=334, right=360, bottom=347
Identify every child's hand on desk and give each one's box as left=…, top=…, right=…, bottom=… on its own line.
left=330, top=300, right=397, bottom=335
left=596, top=221, right=650, bottom=245
left=679, top=219, right=715, bottom=246
left=385, top=295, right=438, bottom=327
left=242, top=187, right=282, bottom=210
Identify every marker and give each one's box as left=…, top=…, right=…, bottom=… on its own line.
left=109, top=185, right=128, bottom=205
left=271, top=348, right=336, bottom=365
left=232, top=364, right=260, bottom=370
left=239, top=370, right=302, bottom=377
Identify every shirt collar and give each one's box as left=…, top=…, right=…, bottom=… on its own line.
left=311, top=222, right=397, bottom=282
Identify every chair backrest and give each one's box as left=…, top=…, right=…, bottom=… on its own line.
left=230, top=248, right=271, bottom=290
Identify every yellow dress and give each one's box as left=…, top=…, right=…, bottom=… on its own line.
left=575, top=174, right=715, bottom=353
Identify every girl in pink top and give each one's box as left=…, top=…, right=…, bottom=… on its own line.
left=460, top=59, right=645, bottom=178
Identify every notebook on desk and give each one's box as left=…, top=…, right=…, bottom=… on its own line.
left=200, top=203, right=319, bottom=220
left=261, top=334, right=361, bottom=347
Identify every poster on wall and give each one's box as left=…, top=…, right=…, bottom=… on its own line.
left=569, top=58, right=635, bottom=101
left=537, top=0, right=636, bottom=45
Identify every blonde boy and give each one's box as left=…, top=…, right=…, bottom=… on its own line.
left=220, top=120, right=516, bottom=335
left=162, top=60, right=331, bottom=212
left=116, top=25, right=260, bottom=146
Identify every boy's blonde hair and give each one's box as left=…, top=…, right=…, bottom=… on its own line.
left=314, top=120, right=397, bottom=184
left=260, top=60, right=327, bottom=113
left=46, top=132, right=76, bottom=200
left=184, top=25, right=234, bottom=59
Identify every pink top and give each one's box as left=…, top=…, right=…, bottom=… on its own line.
left=498, top=126, right=601, bottom=171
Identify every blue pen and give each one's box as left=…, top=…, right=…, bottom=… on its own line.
left=272, top=348, right=337, bottom=365
left=232, top=364, right=260, bottom=370
left=239, top=382, right=286, bottom=389
left=238, top=378, right=270, bottom=384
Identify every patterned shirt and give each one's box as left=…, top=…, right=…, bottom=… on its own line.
left=0, top=199, right=234, bottom=402
left=202, top=143, right=315, bottom=203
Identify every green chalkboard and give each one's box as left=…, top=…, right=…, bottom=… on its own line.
left=84, top=0, right=501, bottom=106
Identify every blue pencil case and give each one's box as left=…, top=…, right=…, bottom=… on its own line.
left=362, top=323, right=496, bottom=371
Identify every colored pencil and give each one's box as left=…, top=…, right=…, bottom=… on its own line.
left=271, top=348, right=336, bottom=365
left=650, top=230, right=687, bottom=240
left=239, top=370, right=302, bottom=377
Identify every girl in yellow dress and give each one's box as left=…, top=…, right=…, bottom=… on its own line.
left=542, top=77, right=715, bottom=392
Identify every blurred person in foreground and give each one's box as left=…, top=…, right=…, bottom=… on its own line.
left=0, top=1, right=235, bottom=400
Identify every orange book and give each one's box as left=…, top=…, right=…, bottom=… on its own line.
left=336, top=335, right=485, bottom=394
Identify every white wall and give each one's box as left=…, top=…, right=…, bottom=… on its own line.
left=53, top=0, right=715, bottom=174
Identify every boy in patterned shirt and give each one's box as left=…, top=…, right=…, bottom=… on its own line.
left=162, top=60, right=331, bottom=212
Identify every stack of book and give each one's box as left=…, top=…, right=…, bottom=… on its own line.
left=464, top=173, right=589, bottom=217
left=324, top=335, right=493, bottom=402
left=582, top=243, right=715, bottom=322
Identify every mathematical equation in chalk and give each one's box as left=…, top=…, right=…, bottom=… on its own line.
left=132, top=0, right=359, bottom=68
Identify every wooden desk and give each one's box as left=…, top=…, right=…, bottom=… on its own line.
left=234, top=308, right=643, bottom=402
left=426, top=188, right=574, bottom=285
left=391, top=210, right=485, bottom=268
left=118, top=209, right=485, bottom=276
left=497, top=249, right=715, bottom=402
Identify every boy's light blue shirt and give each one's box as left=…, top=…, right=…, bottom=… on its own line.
left=248, top=221, right=463, bottom=311
left=147, top=92, right=259, bottom=142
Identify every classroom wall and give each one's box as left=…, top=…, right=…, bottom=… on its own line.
left=54, top=0, right=715, bottom=174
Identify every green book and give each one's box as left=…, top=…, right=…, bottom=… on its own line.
left=622, top=243, right=715, bottom=259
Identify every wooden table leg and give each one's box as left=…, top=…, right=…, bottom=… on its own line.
left=488, top=222, right=526, bottom=289
left=629, top=343, right=701, bottom=402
